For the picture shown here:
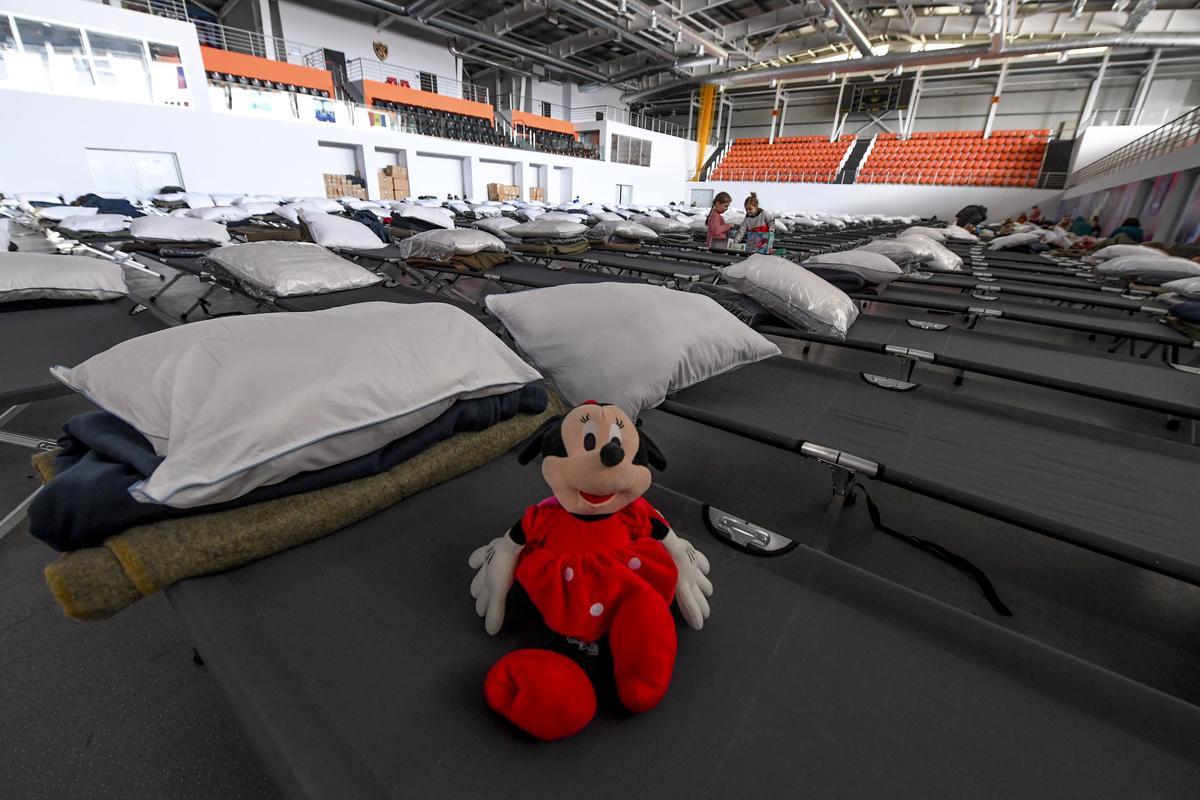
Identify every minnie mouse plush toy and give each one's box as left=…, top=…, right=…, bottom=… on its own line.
left=468, top=401, right=714, bottom=741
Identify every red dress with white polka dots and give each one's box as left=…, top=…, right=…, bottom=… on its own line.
left=515, top=497, right=678, bottom=643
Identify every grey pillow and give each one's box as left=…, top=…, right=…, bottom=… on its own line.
left=0, top=252, right=127, bottom=303
left=485, top=282, right=779, bottom=416
left=205, top=241, right=382, bottom=297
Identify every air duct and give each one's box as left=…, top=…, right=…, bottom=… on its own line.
left=621, top=33, right=1200, bottom=103
left=580, top=55, right=719, bottom=91
left=351, top=0, right=609, bottom=84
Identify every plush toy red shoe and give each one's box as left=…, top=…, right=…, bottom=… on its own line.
left=468, top=401, right=714, bottom=741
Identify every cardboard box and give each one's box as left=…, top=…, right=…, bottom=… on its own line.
left=392, top=177, right=410, bottom=196
left=379, top=185, right=395, bottom=200
left=384, top=165, right=408, bottom=179
left=529, top=187, right=545, bottom=201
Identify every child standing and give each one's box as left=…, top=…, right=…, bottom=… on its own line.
left=706, top=191, right=734, bottom=247
left=736, top=192, right=774, bottom=253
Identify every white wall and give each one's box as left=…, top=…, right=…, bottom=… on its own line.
left=1063, top=140, right=1200, bottom=199
left=275, top=0, right=456, bottom=77
left=1070, top=125, right=1159, bottom=172
left=689, top=181, right=1061, bottom=220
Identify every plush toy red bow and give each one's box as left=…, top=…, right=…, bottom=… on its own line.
left=468, top=402, right=714, bottom=740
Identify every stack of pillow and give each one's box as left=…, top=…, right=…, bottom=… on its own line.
left=633, top=216, right=692, bottom=245
left=586, top=220, right=658, bottom=252
left=504, top=219, right=590, bottom=255
left=398, top=228, right=511, bottom=272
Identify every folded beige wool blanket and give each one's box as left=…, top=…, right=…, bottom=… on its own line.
left=41, top=398, right=561, bottom=621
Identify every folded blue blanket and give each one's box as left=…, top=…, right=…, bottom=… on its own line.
left=30, top=385, right=547, bottom=551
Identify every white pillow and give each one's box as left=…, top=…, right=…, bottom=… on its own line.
left=1161, top=276, right=1200, bottom=298
left=235, top=195, right=283, bottom=205
left=941, top=224, right=978, bottom=242
left=129, top=215, right=231, bottom=244
left=506, top=219, right=588, bottom=239
left=300, top=210, right=385, bottom=250
left=345, top=200, right=383, bottom=212
left=901, top=225, right=948, bottom=242
left=238, top=202, right=282, bottom=216
left=300, top=197, right=344, bottom=213
left=39, top=206, right=98, bottom=222
left=211, top=194, right=242, bottom=206
left=59, top=214, right=131, bottom=234
left=588, top=220, right=658, bottom=242
left=204, top=241, right=382, bottom=297
left=537, top=211, right=586, bottom=224
left=398, top=229, right=508, bottom=261
left=802, top=249, right=904, bottom=286
left=899, top=233, right=963, bottom=272
left=274, top=203, right=321, bottom=224
left=634, top=216, right=689, bottom=234
left=0, top=252, right=126, bottom=303
left=1042, top=226, right=1072, bottom=249
left=515, top=208, right=545, bottom=222
left=988, top=232, right=1042, bottom=251
left=187, top=206, right=255, bottom=223
left=1088, top=244, right=1171, bottom=263
left=470, top=204, right=502, bottom=218
left=720, top=253, right=859, bottom=339
left=486, top=283, right=779, bottom=417
left=1093, top=254, right=1200, bottom=282
left=17, top=192, right=62, bottom=209
left=52, top=302, right=542, bottom=508
left=474, top=217, right=520, bottom=236
left=395, top=206, right=455, bottom=230
left=857, top=239, right=930, bottom=270
left=183, top=193, right=215, bottom=209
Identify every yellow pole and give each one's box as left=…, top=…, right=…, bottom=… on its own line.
left=692, top=83, right=717, bottom=181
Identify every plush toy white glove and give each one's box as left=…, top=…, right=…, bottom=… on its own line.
left=661, top=529, right=713, bottom=631
left=468, top=532, right=523, bottom=635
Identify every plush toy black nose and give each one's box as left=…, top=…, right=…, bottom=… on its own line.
left=599, top=441, right=625, bottom=467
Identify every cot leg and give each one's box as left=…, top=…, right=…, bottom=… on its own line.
left=0, top=488, right=39, bottom=543
left=149, top=272, right=184, bottom=303
left=180, top=284, right=220, bottom=322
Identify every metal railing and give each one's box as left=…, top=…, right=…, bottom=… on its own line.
left=852, top=170, right=1043, bottom=187
left=573, top=106, right=687, bottom=139
left=700, top=169, right=840, bottom=183
left=119, top=0, right=188, bottom=20
left=192, top=20, right=324, bottom=67
left=347, top=59, right=488, bottom=104
left=1071, top=106, right=1200, bottom=186
left=1081, top=106, right=1195, bottom=129
left=496, top=94, right=570, bottom=121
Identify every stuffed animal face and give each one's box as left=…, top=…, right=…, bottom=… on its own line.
left=519, top=402, right=666, bottom=516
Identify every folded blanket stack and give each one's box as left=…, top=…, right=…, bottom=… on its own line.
left=39, top=391, right=562, bottom=620
left=505, top=219, right=590, bottom=256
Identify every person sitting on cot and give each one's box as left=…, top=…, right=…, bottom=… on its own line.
left=705, top=191, right=735, bottom=248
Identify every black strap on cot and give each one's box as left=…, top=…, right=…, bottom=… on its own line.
left=856, top=485, right=1012, bottom=616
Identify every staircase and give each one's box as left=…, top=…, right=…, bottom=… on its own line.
left=835, top=138, right=871, bottom=184
left=698, top=141, right=728, bottom=182
left=1036, top=139, right=1074, bottom=190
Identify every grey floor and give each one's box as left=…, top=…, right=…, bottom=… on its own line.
left=3, top=221, right=1199, bottom=798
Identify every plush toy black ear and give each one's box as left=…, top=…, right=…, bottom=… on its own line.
left=517, top=415, right=566, bottom=465
left=632, top=429, right=667, bottom=472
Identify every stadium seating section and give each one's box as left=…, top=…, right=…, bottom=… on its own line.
left=857, top=130, right=1049, bottom=186
left=710, top=135, right=856, bottom=183
left=369, top=101, right=509, bottom=147
left=515, top=124, right=600, bottom=160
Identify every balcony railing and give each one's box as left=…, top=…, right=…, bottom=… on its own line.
left=1070, top=106, right=1200, bottom=186
left=345, top=58, right=489, bottom=104
left=192, top=20, right=325, bottom=67
left=119, top=0, right=188, bottom=20
left=573, top=106, right=687, bottom=139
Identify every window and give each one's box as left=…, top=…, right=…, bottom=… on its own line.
left=14, top=17, right=93, bottom=88
left=419, top=71, right=437, bottom=94
left=148, top=41, right=188, bottom=104
left=617, top=184, right=633, bottom=204
left=87, top=31, right=150, bottom=101
left=540, top=100, right=551, bottom=118
left=609, top=133, right=652, bottom=166
left=0, top=17, right=16, bottom=81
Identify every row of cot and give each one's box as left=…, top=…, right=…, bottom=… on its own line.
left=3, top=206, right=1200, bottom=798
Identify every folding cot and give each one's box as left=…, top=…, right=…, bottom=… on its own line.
left=528, top=250, right=720, bottom=285
left=655, top=355, right=1200, bottom=587
left=896, top=270, right=1165, bottom=313
left=851, top=284, right=1198, bottom=355
left=164, top=452, right=1200, bottom=800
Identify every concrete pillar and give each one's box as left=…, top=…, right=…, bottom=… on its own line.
left=1076, top=49, right=1111, bottom=133
left=1130, top=48, right=1161, bottom=125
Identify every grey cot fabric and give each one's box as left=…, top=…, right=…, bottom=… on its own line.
left=167, top=455, right=1200, bottom=800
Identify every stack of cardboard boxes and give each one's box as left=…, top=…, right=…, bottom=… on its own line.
left=378, top=165, right=410, bottom=200
left=528, top=187, right=545, bottom=202
left=323, top=173, right=367, bottom=200
left=487, top=183, right=520, bottom=202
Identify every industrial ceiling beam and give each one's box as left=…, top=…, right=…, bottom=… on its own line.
left=621, top=31, right=1200, bottom=103
left=548, top=27, right=613, bottom=59
left=818, top=0, right=876, bottom=57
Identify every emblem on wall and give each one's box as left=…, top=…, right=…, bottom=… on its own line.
left=373, top=41, right=389, bottom=61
